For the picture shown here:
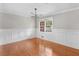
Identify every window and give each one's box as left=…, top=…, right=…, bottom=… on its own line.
left=46, top=20, right=52, bottom=32
left=40, top=21, right=45, bottom=32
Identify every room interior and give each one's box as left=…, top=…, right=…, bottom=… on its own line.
left=0, top=3, right=79, bottom=56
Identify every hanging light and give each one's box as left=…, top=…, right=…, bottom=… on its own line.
left=34, top=8, right=37, bottom=36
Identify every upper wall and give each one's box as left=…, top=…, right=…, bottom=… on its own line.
left=0, top=12, right=35, bottom=29
left=53, top=9, right=79, bottom=29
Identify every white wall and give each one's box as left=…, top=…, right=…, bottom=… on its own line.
left=0, top=12, right=35, bottom=45
left=37, top=10, right=79, bottom=49
left=54, top=9, right=79, bottom=29
left=0, top=13, right=34, bottom=29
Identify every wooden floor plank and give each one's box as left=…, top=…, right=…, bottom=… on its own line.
left=0, top=37, right=79, bottom=56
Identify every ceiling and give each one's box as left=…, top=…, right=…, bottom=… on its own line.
left=0, top=3, right=79, bottom=17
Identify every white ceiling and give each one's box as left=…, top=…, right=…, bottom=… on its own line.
left=0, top=3, right=79, bottom=17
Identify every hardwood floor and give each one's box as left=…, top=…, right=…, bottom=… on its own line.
left=38, top=38, right=79, bottom=56
left=0, top=37, right=79, bottom=56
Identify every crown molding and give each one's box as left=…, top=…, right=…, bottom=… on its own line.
left=53, top=7, right=79, bottom=16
